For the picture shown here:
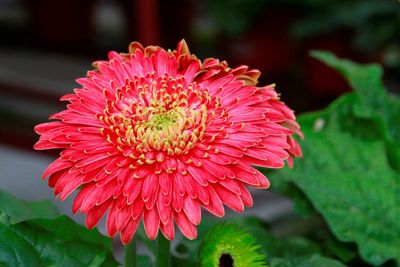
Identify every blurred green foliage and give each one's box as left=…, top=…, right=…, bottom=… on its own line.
left=292, top=0, right=400, bottom=54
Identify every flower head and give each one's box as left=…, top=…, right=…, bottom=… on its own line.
left=34, top=40, right=302, bottom=244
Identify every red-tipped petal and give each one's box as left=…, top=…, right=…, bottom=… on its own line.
left=42, top=159, right=73, bottom=179
left=203, top=187, right=225, bottom=217
left=106, top=203, right=118, bottom=237
left=142, top=173, right=157, bottom=203
left=143, top=208, right=160, bottom=240
left=174, top=212, right=197, bottom=240
left=160, top=218, right=175, bottom=240
left=131, top=200, right=144, bottom=220
left=157, top=194, right=172, bottom=225
left=116, top=204, right=131, bottom=231
left=213, top=184, right=244, bottom=212
left=121, top=219, right=140, bottom=245
left=237, top=183, right=253, bottom=207
left=183, top=196, right=201, bottom=225
left=86, top=200, right=111, bottom=229
left=72, top=183, right=95, bottom=214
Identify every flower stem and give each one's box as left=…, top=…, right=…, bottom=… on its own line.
left=156, top=234, right=171, bottom=267
left=124, top=239, right=137, bottom=267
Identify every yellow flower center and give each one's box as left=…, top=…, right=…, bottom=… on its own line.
left=98, top=73, right=212, bottom=166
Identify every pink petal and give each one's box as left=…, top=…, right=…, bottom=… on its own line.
left=183, top=196, right=201, bottom=225
left=145, top=185, right=159, bottom=210
left=126, top=178, right=144, bottom=205
left=213, top=184, right=244, bottom=212
left=159, top=171, right=172, bottom=196
left=72, top=183, right=95, bottom=214
left=174, top=212, right=197, bottom=240
left=120, top=218, right=140, bottom=245
left=142, top=173, right=158, bottom=203
left=34, top=121, right=65, bottom=134
left=97, top=180, right=118, bottom=205
left=237, top=183, right=253, bottom=207
left=187, top=165, right=208, bottom=186
left=157, top=193, right=172, bottom=225
left=131, top=200, right=144, bottom=220
left=203, top=187, right=224, bottom=217
left=42, top=158, right=73, bottom=178
left=172, top=189, right=184, bottom=212
left=219, top=178, right=241, bottom=194
left=116, top=204, right=131, bottom=231
left=48, top=171, right=65, bottom=188
left=191, top=182, right=209, bottom=205
left=86, top=199, right=111, bottom=229
left=59, top=175, right=84, bottom=201
left=160, top=218, right=175, bottom=240
left=54, top=172, right=83, bottom=196
left=143, top=208, right=160, bottom=240
left=106, top=203, right=118, bottom=237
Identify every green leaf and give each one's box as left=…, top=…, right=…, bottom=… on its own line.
left=312, top=51, right=400, bottom=177
left=261, top=171, right=314, bottom=218
left=311, top=50, right=400, bottom=146
left=14, top=222, right=106, bottom=266
left=272, top=88, right=400, bottom=265
left=0, top=223, right=41, bottom=267
left=0, top=190, right=119, bottom=267
left=2, top=221, right=110, bottom=267
left=0, top=190, right=59, bottom=223
left=31, top=216, right=112, bottom=250
left=311, top=50, right=386, bottom=111
left=269, top=53, right=400, bottom=265
left=272, top=104, right=400, bottom=265
left=271, top=254, right=347, bottom=267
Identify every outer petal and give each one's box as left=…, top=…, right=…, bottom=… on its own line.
left=160, top=218, right=175, bottom=240
left=174, top=212, right=197, bottom=240
left=183, top=196, right=201, bottom=225
left=86, top=199, right=112, bottom=229
left=144, top=208, right=160, bottom=240
left=121, top=219, right=140, bottom=245
left=203, top=187, right=225, bottom=217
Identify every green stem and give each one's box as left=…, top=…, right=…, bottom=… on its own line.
left=156, top=234, right=171, bottom=267
left=124, top=239, right=137, bottom=267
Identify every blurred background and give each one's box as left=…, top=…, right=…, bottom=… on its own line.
left=0, top=0, right=399, bottom=252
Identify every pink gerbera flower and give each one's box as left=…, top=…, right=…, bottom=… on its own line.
left=34, top=40, right=302, bottom=244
